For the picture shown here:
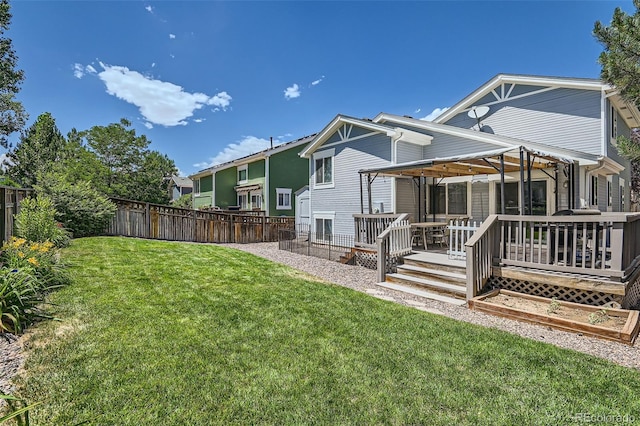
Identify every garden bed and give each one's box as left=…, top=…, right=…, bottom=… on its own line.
left=469, top=289, right=640, bottom=345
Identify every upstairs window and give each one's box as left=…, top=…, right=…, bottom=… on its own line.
left=237, top=165, right=248, bottom=183
left=611, top=106, right=618, bottom=140
left=590, top=175, right=598, bottom=206
left=314, top=149, right=334, bottom=187
left=193, top=179, right=201, bottom=194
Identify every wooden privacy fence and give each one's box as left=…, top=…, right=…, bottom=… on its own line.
left=106, top=198, right=295, bottom=244
left=0, top=186, right=34, bottom=243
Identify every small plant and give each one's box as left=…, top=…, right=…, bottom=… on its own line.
left=588, top=309, right=609, bottom=325
left=15, top=197, right=70, bottom=248
left=0, top=394, right=41, bottom=425
left=547, top=297, right=560, bottom=314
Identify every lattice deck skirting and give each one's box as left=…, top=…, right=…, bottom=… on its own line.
left=623, top=274, right=640, bottom=310
left=486, top=276, right=620, bottom=307
left=355, top=251, right=398, bottom=272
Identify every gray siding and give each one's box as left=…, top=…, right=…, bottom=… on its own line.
left=396, top=141, right=422, bottom=163
left=325, top=124, right=377, bottom=144
left=395, top=177, right=419, bottom=220
left=423, top=131, right=500, bottom=159
left=444, top=88, right=602, bottom=155
left=311, top=133, right=393, bottom=236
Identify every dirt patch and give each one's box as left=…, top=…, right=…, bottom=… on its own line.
left=488, top=293, right=628, bottom=331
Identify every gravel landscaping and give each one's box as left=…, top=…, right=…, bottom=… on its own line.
left=226, top=242, right=640, bottom=370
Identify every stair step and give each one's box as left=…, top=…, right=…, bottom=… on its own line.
left=386, top=273, right=466, bottom=297
left=396, top=264, right=466, bottom=284
left=377, top=281, right=467, bottom=306
left=402, top=253, right=466, bottom=274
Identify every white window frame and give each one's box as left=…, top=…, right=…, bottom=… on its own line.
left=611, top=106, right=618, bottom=146
left=250, top=190, right=262, bottom=210
left=193, top=179, right=201, bottom=195
left=313, top=148, right=335, bottom=189
left=276, top=188, right=292, bottom=210
left=237, top=193, right=248, bottom=210
left=313, top=211, right=335, bottom=242
left=237, top=164, right=248, bottom=184
left=620, top=178, right=626, bottom=211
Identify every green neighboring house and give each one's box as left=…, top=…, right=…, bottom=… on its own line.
left=190, top=134, right=315, bottom=216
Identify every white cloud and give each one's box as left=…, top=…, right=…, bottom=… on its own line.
left=208, top=91, right=232, bottom=110
left=170, top=54, right=175, bottom=59
left=73, top=63, right=85, bottom=79
left=421, top=107, right=449, bottom=121
left=169, top=33, right=176, bottom=39
left=194, top=118, right=206, bottom=123
left=284, top=83, right=300, bottom=100
left=194, top=136, right=285, bottom=168
left=144, top=122, right=153, bottom=129
left=311, top=75, right=325, bottom=86
left=145, top=5, right=153, bottom=13
left=94, top=62, right=232, bottom=127
left=151, top=62, right=156, bottom=68
left=86, top=64, right=97, bottom=74
left=414, top=108, right=421, bottom=114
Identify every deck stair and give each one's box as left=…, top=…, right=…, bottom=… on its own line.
left=379, top=252, right=467, bottom=305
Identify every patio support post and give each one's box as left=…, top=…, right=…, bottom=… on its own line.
left=554, top=165, right=559, bottom=213
left=359, top=173, right=364, bottom=214
left=519, top=148, right=525, bottom=216
left=367, top=173, right=373, bottom=214
left=527, top=152, right=532, bottom=215
left=500, top=155, right=506, bottom=215
left=570, top=163, right=576, bottom=209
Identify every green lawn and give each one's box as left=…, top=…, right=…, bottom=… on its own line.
left=14, top=237, right=640, bottom=425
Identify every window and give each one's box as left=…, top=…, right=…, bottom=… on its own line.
left=313, top=149, right=334, bottom=187
left=429, top=183, right=467, bottom=215
left=611, top=106, right=618, bottom=140
left=448, top=183, right=467, bottom=215
left=238, top=193, right=248, bottom=210
left=620, top=178, right=626, bottom=211
left=315, top=218, right=333, bottom=242
left=250, top=192, right=262, bottom=209
left=607, top=176, right=613, bottom=208
left=590, top=175, right=598, bottom=206
left=276, top=188, right=292, bottom=210
left=193, top=179, right=201, bottom=194
left=237, top=165, right=248, bottom=183
left=496, top=181, right=547, bottom=215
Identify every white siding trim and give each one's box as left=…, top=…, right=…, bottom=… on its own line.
left=318, top=132, right=382, bottom=150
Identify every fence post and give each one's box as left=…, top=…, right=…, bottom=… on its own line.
left=145, top=203, right=151, bottom=239
left=307, top=229, right=311, bottom=256
left=376, top=237, right=386, bottom=282
left=192, top=209, right=197, bottom=242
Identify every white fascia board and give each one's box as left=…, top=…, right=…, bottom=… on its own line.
left=392, top=128, right=433, bottom=145
left=299, top=115, right=396, bottom=158
left=433, top=74, right=605, bottom=124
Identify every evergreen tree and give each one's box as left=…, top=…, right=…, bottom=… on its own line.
left=0, top=0, right=26, bottom=148
left=5, top=112, right=65, bottom=187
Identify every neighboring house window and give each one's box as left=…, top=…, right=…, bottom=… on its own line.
left=251, top=191, right=262, bottom=210
left=193, top=179, right=201, bottom=194
left=620, top=178, right=626, bottom=211
left=607, top=176, right=613, bottom=208
left=238, top=193, right=248, bottom=209
left=313, top=149, right=335, bottom=188
left=590, top=176, right=598, bottom=206
left=238, top=165, right=248, bottom=183
left=276, top=188, right=292, bottom=210
left=611, top=106, right=618, bottom=141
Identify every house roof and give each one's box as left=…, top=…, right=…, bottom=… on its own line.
left=358, top=145, right=572, bottom=179
left=171, top=175, right=193, bottom=188
left=419, top=73, right=640, bottom=128
left=299, top=114, right=434, bottom=158
left=190, top=133, right=317, bottom=179
left=373, top=113, right=601, bottom=166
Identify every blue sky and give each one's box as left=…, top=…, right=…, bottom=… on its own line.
left=6, top=1, right=633, bottom=177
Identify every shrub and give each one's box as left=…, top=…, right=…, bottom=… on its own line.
left=35, top=174, right=116, bottom=238
left=171, top=193, right=192, bottom=209
left=15, top=197, right=70, bottom=248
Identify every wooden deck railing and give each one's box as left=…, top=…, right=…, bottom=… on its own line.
left=353, top=213, right=401, bottom=248
left=376, top=213, right=412, bottom=282
left=107, top=198, right=294, bottom=244
left=465, top=213, right=640, bottom=299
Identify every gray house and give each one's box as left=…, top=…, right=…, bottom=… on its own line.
left=169, top=175, right=193, bottom=202
left=299, top=74, right=640, bottom=237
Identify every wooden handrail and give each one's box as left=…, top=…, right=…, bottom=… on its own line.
left=376, top=213, right=411, bottom=282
